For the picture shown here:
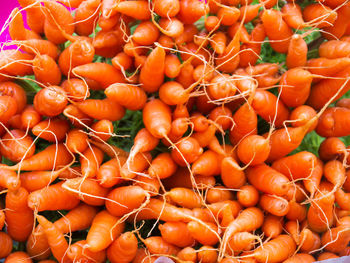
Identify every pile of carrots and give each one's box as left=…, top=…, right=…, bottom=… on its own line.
left=0, top=0, right=350, bottom=262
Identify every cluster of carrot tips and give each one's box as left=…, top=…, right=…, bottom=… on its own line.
left=0, top=0, right=350, bottom=262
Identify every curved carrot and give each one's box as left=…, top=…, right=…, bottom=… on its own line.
left=75, top=0, right=101, bottom=36
left=261, top=9, right=293, bottom=53
left=86, top=210, right=125, bottom=252
left=159, top=221, right=195, bottom=248
left=0, top=50, right=33, bottom=77
left=219, top=207, right=264, bottom=260
left=58, top=39, right=95, bottom=77
left=283, top=253, right=315, bottom=263
left=323, top=3, right=350, bottom=40
left=9, top=8, right=40, bottom=40
left=36, top=215, right=69, bottom=262
left=252, top=89, right=290, bottom=128
left=177, top=247, right=197, bottom=262
left=97, top=157, right=125, bottom=188
left=254, top=235, right=296, bottom=262
left=33, top=55, right=61, bottom=87
left=237, top=134, right=271, bottom=166
left=0, top=129, right=35, bottom=163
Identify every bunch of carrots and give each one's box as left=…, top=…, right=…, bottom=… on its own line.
left=0, top=0, right=350, bottom=262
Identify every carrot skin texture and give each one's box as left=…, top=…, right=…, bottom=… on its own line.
left=107, top=232, right=138, bottom=263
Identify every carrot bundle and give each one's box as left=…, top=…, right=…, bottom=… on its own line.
left=0, top=0, right=349, bottom=261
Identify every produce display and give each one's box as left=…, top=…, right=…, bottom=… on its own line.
left=0, top=0, right=350, bottom=262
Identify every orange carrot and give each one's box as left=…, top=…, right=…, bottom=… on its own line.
left=107, top=232, right=138, bottom=263
left=86, top=210, right=125, bottom=252
left=0, top=232, right=12, bottom=259
left=27, top=181, right=80, bottom=211
left=106, top=185, right=148, bottom=217
left=32, top=119, right=70, bottom=142
left=42, top=0, right=75, bottom=44
left=76, top=99, right=125, bottom=121
left=67, top=240, right=106, bottom=262
left=139, top=47, right=166, bottom=93
left=33, top=86, right=67, bottom=117
left=36, top=215, right=69, bottom=262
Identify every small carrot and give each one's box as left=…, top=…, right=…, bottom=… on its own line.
left=219, top=207, right=264, bottom=260
left=33, top=86, right=67, bottom=117
left=0, top=232, right=12, bottom=259
left=32, top=119, right=70, bottom=142
left=159, top=221, right=195, bottom=248
left=303, top=3, right=337, bottom=28
left=197, top=246, right=218, bottom=263
left=27, top=181, right=80, bottom=211
left=177, top=247, right=197, bottom=262
left=237, top=185, right=259, bottom=207
left=42, top=0, right=75, bottom=44
left=283, top=254, right=315, bottom=263
left=86, top=210, right=125, bottom=252
left=0, top=82, right=27, bottom=114
left=289, top=105, right=317, bottom=132
left=106, top=185, right=148, bottom=217
left=299, top=228, right=321, bottom=253
left=262, top=215, right=283, bottom=239
left=177, top=0, right=207, bottom=24
left=281, top=3, right=305, bottom=29
left=9, top=8, right=40, bottom=40
left=6, top=187, right=33, bottom=242
left=0, top=129, right=35, bottom=162
left=307, top=190, right=335, bottom=233
left=33, top=55, right=61, bottom=87
left=107, top=232, right=138, bottom=263
left=221, top=156, right=246, bottom=189
left=271, top=151, right=318, bottom=180
left=286, top=35, right=308, bottom=69
left=36, top=215, right=69, bottom=262
left=6, top=143, right=73, bottom=171
left=252, top=89, right=290, bottom=128
left=139, top=47, right=166, bottom=93
left=253, top=235, right=296, bottom=262
left=246, top=164, right=290, bottom=196
left=76, top=99, right=125, bottom=121
left=105, top=83, right=147, bottom=111
left=97, top=157, right=125, bottom=188
left=67, top=240, right=106, bottom=263
left=261, top=9, right=293, bottom=53
left=316, top=107, right=350, bottom=137
left=21, top=105, right=41, bottom=129
left=58, top=39, right=95, bottom=77
left=171, top=137, right=203, bottom=166
left=260, top=194, right=290, bottom=216
left=62, top=177, right=110, bottom=206
left=187, top=221, right=219, bottom=246
left=4, top=252, right=32, bottom=263
left=148, top=152, right=177, bottom=179
left=17, top=0, right=45, bottom=34
left=75, top=0, right=101, bottom=36
left=114, top=1, right=151, bottom=20
left=73, top=63, right=125, bottom=89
